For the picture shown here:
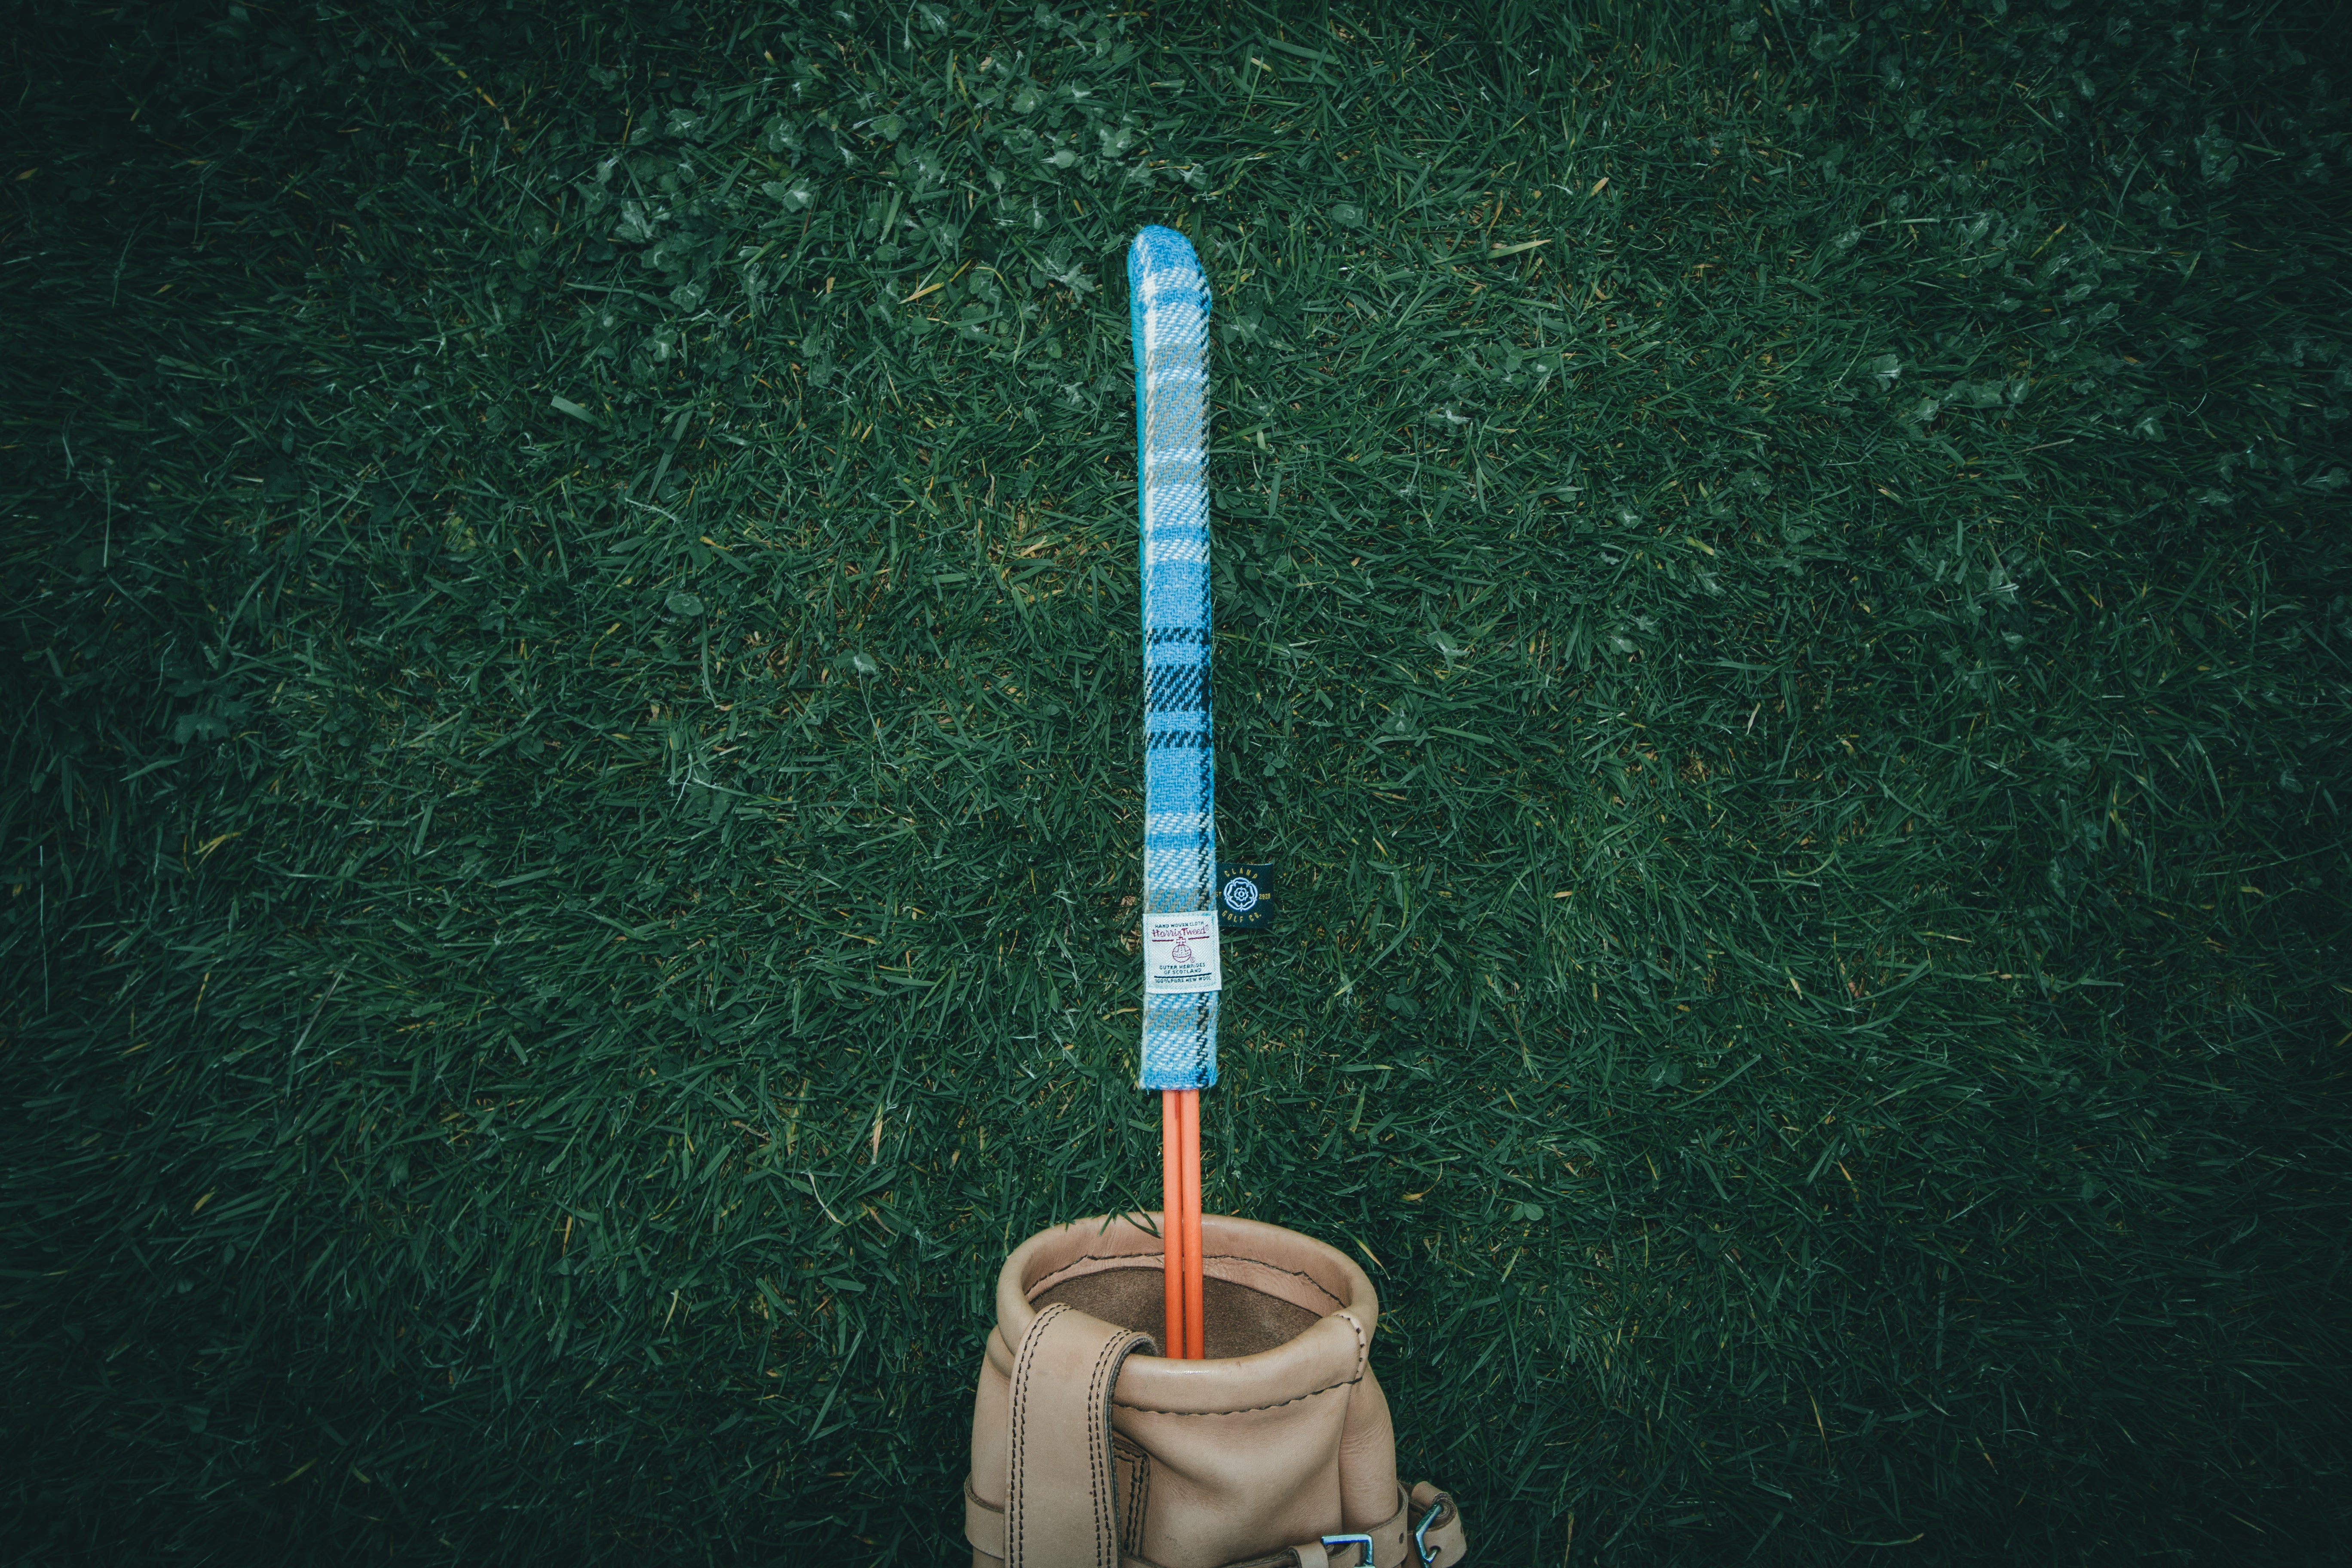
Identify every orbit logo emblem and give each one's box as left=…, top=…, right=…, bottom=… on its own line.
left=1221, top=876, right=1259, bottom=913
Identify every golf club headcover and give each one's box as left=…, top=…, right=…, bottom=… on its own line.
left=1130, top=226, right=1217, bottom=1092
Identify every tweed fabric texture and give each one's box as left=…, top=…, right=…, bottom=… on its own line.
left=1130, top=226, right=1217, bottom=1091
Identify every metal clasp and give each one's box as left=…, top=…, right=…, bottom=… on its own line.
left=1412, top=1501, right=1446, bottom=1567
left=1319, top=1533, right=1375, bottom=1567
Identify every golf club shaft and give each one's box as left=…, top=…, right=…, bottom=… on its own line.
left=1163, top=1089, right=1187, bottom=1356
left=1179, top=1089, right=1204, bottom=1359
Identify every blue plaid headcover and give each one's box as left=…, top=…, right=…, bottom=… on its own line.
left=1130, top=226, right=1217, bottom=1092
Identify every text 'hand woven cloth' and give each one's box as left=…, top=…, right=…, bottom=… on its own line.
left=1132, top=225, right=1217, bottom=1093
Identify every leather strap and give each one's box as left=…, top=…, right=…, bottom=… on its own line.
left=1351, top=1485, right=1414, bottom=1568
left=1005, top=1303, right=1158, bottom=1568
left=968, top=1475, right=1006, bottom=1562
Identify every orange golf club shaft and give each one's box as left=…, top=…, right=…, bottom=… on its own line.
left=1162, top=1090, right=1187, bottom=1357
left=1178, top=1089, right=1204, bottom=1360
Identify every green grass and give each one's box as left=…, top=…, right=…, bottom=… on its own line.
left=4, top=0, right=2349, bottom=1562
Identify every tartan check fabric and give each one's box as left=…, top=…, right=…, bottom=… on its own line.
left=1130, top=226, right=1217, bottom=1092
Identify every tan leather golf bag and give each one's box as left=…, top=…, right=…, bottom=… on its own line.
left=964, top=1212, right=1467, bottom=1568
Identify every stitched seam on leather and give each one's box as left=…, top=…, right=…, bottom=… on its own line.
left=1024, top=1252, right=1157, bottom=1298
left=1197, top=1253, right=1348, bottom=1309
left=1086, top=1328, right=1125, bottom=1568
left=1007, top=1305, right=1036, bottom=1566
left=1109, top=1435, right=1149, bottom=1556
left=1124, top=1442, right=1150, bottom=1552
left=1111, top=1369, right=1361, bottom=1415
left=1008, top=1301, right=1068, bottom=1568
left=1332, top=1309, right=1366, bottom=1375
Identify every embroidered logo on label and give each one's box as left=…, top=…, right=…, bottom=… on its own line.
left=1215, top=862, right=1274, bottom=931
left=1142, top=910, right=1222, bottom=995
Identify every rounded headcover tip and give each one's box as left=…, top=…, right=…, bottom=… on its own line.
left=1127, top=224, right=1210, bottom=307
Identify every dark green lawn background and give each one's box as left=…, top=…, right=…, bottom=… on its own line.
left=5, top=0, right=2349, bottom=1562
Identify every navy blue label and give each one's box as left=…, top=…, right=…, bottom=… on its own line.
left=1216, top=862, right=1274, bottom=931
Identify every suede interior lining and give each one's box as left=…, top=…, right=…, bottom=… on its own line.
left=1033, top=1264, right=1321, bottom=1360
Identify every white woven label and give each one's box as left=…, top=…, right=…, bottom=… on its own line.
left=1142, top=910, right=1222, bottom=995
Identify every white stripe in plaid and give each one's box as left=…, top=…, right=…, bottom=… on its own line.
left=1130, top=225, right=1218, bottom=1091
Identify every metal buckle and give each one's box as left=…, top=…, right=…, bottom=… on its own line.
left=1319, top=1533, right=1375, bottom=1567
left=1412, top=1501, right=1446, bottom=1567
